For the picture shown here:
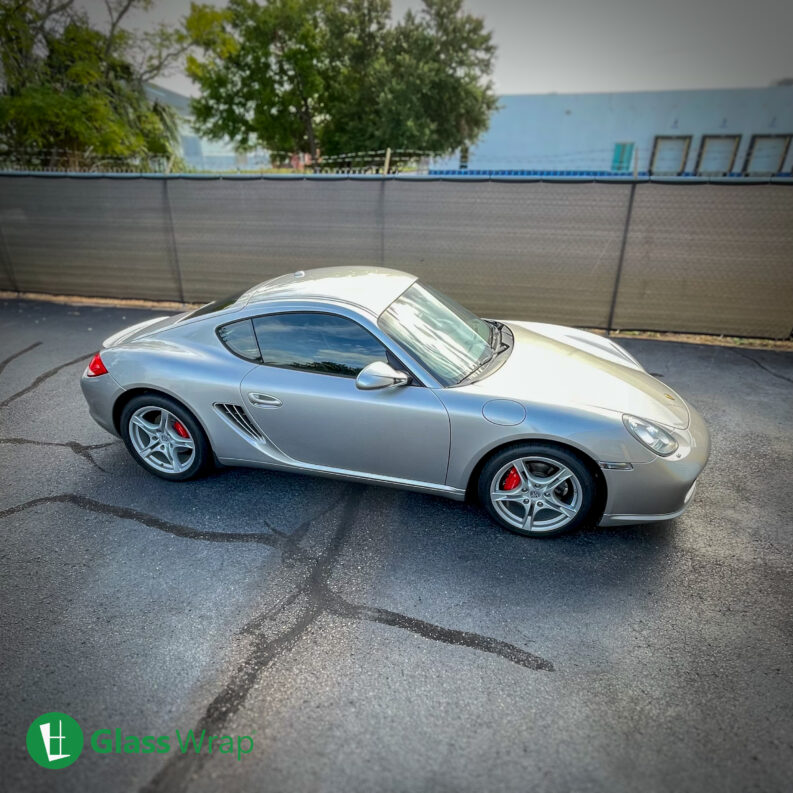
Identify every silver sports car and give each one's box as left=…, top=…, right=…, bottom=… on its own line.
left=81, top=266, right=709, bottom=537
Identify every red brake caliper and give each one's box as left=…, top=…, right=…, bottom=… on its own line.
left=501, top=465, right=521, bottom=491
left=172, top=420, right=190, bottom=439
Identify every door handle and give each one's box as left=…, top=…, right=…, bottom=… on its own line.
left=248, top=393, right=282, bottom=408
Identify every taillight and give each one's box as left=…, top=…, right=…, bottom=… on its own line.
left=87, top=352, right=108, bottom=377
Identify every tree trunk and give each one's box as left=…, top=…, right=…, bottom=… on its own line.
left=293, top=70, right=318, bottom=163
left=301, top=99, right=318, bottom=163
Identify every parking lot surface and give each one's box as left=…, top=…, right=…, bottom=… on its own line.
left=1, top=297, right=792, bottom=793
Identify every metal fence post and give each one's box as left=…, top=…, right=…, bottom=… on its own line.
left=0, top=218, right=19, bottom=293
left=607, top=181, right=637, bottom=335
left=379, top=176, right=387, bottom=268
left=161, top=179, right=186, bottom=305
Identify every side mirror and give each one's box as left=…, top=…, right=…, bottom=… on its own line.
left=356, top=360, right=410, bottom=390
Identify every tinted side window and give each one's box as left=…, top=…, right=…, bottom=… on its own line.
left=252, top=313, right=387, bottom=377
left=217, top=319, right=261, bottom=362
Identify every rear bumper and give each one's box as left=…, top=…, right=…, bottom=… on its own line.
left=597, top=405, right=710, bottom=527
left=80, top=369, right=124, bottom=437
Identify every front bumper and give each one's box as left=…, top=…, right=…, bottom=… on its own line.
left=597, top=405, right=710, bottom=526
left=80, top=368, right=124, bottom=437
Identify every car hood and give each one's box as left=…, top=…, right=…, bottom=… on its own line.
left=462, top=321, right=690, bottom=429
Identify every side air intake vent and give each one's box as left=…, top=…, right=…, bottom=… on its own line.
left=215, top=403, right=265, bottom=441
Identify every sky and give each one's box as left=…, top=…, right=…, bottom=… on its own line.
left=78, top=0, right=793, bottom=98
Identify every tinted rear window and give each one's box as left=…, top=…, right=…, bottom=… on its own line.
left=182, top=291, right=246, bottom=320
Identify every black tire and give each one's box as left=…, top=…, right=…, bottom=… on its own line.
left=119, top=393, right=212, bottom=481
left=478, top=443, right=597, bottom=537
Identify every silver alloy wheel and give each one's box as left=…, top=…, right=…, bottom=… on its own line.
left=128, top=406, right=196, bottom=474
left=489, top=455, right=583, bottom=533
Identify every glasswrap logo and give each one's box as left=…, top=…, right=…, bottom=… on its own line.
left=26, top=712, right=254, bottom=770
left=26, top=712, right=84, bottom=769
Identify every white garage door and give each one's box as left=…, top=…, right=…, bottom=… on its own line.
left=651, top=136, right=691, bottom=175
left=697, top=136, right=739, bottom=176
left=744, top=136, right=791, bottom=175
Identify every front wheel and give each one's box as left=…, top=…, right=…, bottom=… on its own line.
left=478, top=444, right=597, bottom=537
left=120, top=394, right=211, bottom=481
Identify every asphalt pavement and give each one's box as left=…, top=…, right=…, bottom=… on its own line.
left=1, top=297, right=792, bottom=793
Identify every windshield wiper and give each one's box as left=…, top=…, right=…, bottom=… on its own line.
left=458, top=346, right=498, bottom=385
left=457, top=323, right=513, bottom=385
left=458, top=340, right=495, bottom=382
left=485, top=319, right=501, bottom=350
left=487, top=320, right=511, bottom=353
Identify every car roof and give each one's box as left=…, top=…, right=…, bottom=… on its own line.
left=241, top=266, right=418, bottom=316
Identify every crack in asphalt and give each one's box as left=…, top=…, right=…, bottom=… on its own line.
left=0, top=344, right=116, bottom=470
left=0, top=351, right=92, bottom=409
left=139, top=491, right=553, bottom=793
left=0, top=437, right=118, bottom=471
left=325, top=595, right=555, bottom=672
left=0, top=494, right=303, bottom=558
left=0, top=341, right=42, bottom=377
left=0, top=491, right=551, bottom=673
left=139, top=492, right=357, bottom=793
left=0, top=488, right=553, bottom=792
left=0, top=345, right=554, bottom=793
left=730, top=348, right=793, bottom=385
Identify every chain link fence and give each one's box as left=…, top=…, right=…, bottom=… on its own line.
left=0, top=148, right=173, bottom=174
left=0, top=174, right=791, bottom=338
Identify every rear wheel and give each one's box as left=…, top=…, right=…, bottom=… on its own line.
left=478, top=443, right=597, bottom=537
left=120, top=394, right=211, bottom=481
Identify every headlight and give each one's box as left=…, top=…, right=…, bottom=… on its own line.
left=622, top=414, right=679, bottom=456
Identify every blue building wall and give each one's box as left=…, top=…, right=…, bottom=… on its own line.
left=146, top=83, right=271, bottom=172
left=432, top=86, right=793, bottom=176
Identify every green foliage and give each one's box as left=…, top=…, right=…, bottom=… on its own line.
left=186, top=0, right=327, bottom=157
left=185, top=0, right=497, bottom=159
left=0, top=0, right=186, bottom=167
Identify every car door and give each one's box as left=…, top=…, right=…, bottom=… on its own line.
left=238, top=311, right=451, bottom=485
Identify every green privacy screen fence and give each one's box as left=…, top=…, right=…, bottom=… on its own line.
left=1, top=174, right=792, bottom=338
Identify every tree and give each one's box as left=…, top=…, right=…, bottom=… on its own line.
left=0, top=0, right=188, bottom=169
left=185, top=0, right=328, bottom=162
left=378, top=0, right=498, bottom=154
left=320, top=0, right=392, bottom=155
left=184, top=0, right=497, bottom=160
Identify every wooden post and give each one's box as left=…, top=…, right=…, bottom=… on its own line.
left=383, top=147, right=392, bottom=175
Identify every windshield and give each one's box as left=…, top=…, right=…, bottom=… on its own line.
left=379, top=282, right=493, bottom=386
